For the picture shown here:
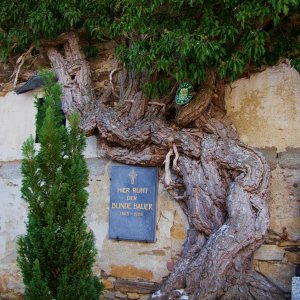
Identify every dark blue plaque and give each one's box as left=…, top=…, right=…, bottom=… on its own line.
left=109, top=166, right=158, bottom=242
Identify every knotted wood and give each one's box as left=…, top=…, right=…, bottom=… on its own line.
left=47, top=32, right=95, bottom=115
left=46, top=32, right=284, bottom=300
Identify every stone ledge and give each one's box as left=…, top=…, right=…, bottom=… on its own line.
left=278, top=148, right=300, bottom=169
left=111, top=265, right=153, bottom=281
left=254, top=245, right=285, bottom=261
left=254, top=261, right=296, bottom=292
left=114, top=279, right=159, bottom=294
left=255, top=147, right=278, bottom=170
left=287, top=252, right=300, bottom=265
left=255, top=147, right=300, bottom=170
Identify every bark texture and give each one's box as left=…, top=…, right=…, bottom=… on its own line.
left=46, top=33, right=284, bottom=300
left=47, top=32, right=95, bottom=115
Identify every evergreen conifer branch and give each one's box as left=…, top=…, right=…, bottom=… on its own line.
left=17, top=70, right=103, bottom=300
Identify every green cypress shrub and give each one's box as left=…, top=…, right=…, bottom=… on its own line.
left=17, top=70, right=103, bottom=300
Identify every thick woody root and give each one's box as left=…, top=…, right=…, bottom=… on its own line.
left=94, top=111, right=283, bottom=299
left=152, top=136, right=283, bottom=300
left=47, top=32, right=95, bottom=115
left=80, top=106, right=283, bottom=299
left=57, top=95, right=284, bottom=299
left=46, top=33, right=283, bottom=300
left=83, top=107, right=202, bottom=159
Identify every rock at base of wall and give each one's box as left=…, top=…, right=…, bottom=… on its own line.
left=0, top=264, right=24, bottom=300
left=254, top=261, right=296, bottom=292
left=278, top=148, right=300, bottom=170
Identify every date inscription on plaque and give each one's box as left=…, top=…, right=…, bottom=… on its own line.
left=109, top=166, right=158, bottom=242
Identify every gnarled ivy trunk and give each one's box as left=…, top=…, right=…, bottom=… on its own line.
left=46, top=32, right=284, bottom=300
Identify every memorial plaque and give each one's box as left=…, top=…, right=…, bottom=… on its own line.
left=109, top=166, right=158, bottom=242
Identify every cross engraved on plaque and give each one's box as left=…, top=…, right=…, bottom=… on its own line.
left=128, top=169, right=138, bottom=184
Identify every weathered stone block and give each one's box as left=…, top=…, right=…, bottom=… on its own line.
left=0, top=293, right=23, bottom=300
left=0, top=265, right=24, bottom=299
left=115, top=291, right=127, bottom=298
left=138, top=250, right=166, bottom=256
left=225, top=64, right=300, bottom=151
left=127, top=292, right=140, bottom=299
left=279, top=241, right=300, bottom=247
left=170, top=224, right=186, bottom=240
left=278, top=148, right=300, bottom=169
left=139, top=296, right=151, bottom=300
left=268, top=168, right=300, bottom=241
left=254, top=261, right=295, bottom=292
left=114, top=279, right=159, bottom=294
left=254, top=245, right=285, bottom=261
left=102, top=279, right=114, bottom=290
left=255, top=147, right=277, bottom=170
left=86, top=157, right=109, bottom=177
left=111, top=265, right=153, bottom=281
left=102, top=291, right=116, bottom=299
left=287, top=252, right=300, bottom=265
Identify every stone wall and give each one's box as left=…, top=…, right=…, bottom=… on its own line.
left=0, top=91, right=188, bottom=299
left=0, top=62, right=300, bottom=299
left=0, top=90, right=100, bottom=161
left=0, top=158, right=188, bottom=300
left=226, top=62, right=300, bottom=296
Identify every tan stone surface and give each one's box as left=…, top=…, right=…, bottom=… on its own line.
left=0, top=91, right=37, bottom=161
left=286, top=252, right=300, bottom=264
left=254, top=261, right=295, bottom=292
left=115, top=291, right=127, bottom=298
left=226, top=64, right=300, bottom=291
left=225, top=63, right=300, bottom=151
left=102, top=279, right=114, bottom=289
left=279, top=241, right=300, bottom=247
left=89, top=41, right=115, bottom=98
left=111, top=265, right=153, bottom=281
left=0, top=273, right=8, bottom=293
left=254, top=245, right=285, bottom=261
left=170, top=223, right=186, bottom=240
left=268, top=168, right=300, bottom=240
left=0, top=264, right=24, bottom=299
left=139, top=296, right=150, bottom=300
left=103, top=290, right=116, bottom=299
left=138, top=250, right=166, bottom=256
left=127, top=292, right=140, bottom=299
left=0, top=90, right=99, bottom=161
left=0, top=82, right=13, bottom=97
